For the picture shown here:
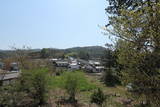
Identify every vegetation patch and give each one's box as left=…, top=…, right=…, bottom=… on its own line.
left=49, top=71, right=97, bottom=91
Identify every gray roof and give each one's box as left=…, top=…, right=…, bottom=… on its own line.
left=56, top=61, right=68, bottom=64
left=78, top=59, right=90, bottom=65
left=0, top=72, right=19, bottom=81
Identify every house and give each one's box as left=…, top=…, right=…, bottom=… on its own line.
left=89, top=60, right=101, bottom=66
left=82, top=65, right=96, bottom=72
left=55, top=60, right=69, bottom=67
left=69, top=63, right=80, bottom=69
left=88, top=60, right=105, bottom=72
left=95, top=66, right=105, bottom=72
left=0, top=62, right=4, bottom=70
left=68, top=59, right=81, bottom=70
left=0, top=71, right=20, bottom=85
left=10, top=62, right=19, bottom=72
left=68, top=61, right=80, bottom=69
left=78, top=59, right=90, bottom=66
left=50, top=58, right=58, bottom=62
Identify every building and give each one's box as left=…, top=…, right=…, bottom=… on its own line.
left=95, top=66, right=105, bottom=72
left=0, top=71, right=20, bottom=85
left=50, top=58, right=58, bottom=62
left=55, top=60, right=69, bottom=67
left=10, top=62, right=19, bottom=72
left=89, top=60, right=101, bottom=66
left=69, top=63, right=80, bottom=70
left=68, top=59, right=81, bottom=70
left=83, top=65, right=96, bottom=72
left=0, top=62, right=4, bottom=69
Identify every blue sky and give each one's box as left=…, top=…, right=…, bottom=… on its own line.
left=0, top=0, right=109, bottom=49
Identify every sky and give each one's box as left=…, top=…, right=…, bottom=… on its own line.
left=0, top=0, right=109, bottom=49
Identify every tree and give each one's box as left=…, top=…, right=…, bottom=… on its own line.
left=65, top=52, right=78, bottom=58
left=102, top=45, right=120, bottom=87
left=103, top=69, right=120, bottom=87
left=90, top=88, right=107, bottom=107
left=20, top=68, right=49, bottom=105
left=105, top=0, right=160, bottom=106
left=63, top=72, right=79, bottom=103
left=78, top=51, right=90, bottom=60
left=106, top=0, right=144, bottom=15
left=41, top=48, right=49, bottom=58
left=102, top=48, right=116, bottom=68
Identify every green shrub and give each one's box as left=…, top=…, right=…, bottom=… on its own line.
left=102, top=69, right=120, bottom=87
left=30, top=68, right=49, bottom=105
left=50, top=71, right=96, bottom=91
left=90, top=88, right=108, bottom=107
left=64, top=72, right=79, bottom=102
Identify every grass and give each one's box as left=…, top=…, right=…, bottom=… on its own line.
left=49, top=70, right=97, bottom=91
left=85, top=73, right=132, bottom=106
left=48, top=70, right=131, bottom=106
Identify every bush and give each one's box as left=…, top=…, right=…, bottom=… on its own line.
left=21, top=68, right=49, bottom=105
left=0, top=84, right=36, bottom=107
left=90, top=88, right=107, bottom=107
left=102, top=69, right=120, bottom=87
left=64, top=73, right=79, bottom=102
left=63, top=71, right=96, bottom=102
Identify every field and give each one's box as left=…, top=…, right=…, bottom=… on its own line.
left=47, top=71, right=132, bottom=107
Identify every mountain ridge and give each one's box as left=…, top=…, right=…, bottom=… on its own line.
left=0, top=46, right=107, bottom=59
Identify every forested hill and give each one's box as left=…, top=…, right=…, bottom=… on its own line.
left=0, top=46, right=107, bottom=59
left=65, top=46, right=106, bottom=58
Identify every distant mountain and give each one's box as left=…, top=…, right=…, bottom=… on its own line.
left=66, top=46, right=106, bottom=58
left=67, top=46, right=106, bottom=51
left=0, top=46, right=107, bottom=59
left=0, top=50, right=8, bottom=52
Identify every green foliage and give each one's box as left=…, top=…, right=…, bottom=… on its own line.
left=78, top=51, right=90, bottom=60
left=40, top=48, right=50, bottom=58
left=102, top=69, right=120, bottom=87
left=101, top=47, right=121, bottom=87
left=21, top=68, right=49, bottom=105
left=106, top=0, right=160, bottom=106
left=102, top=49, right=116, bottom=68
left=106, top=0, right=142, bottom=15
left=31, top=68, right=49, bottom=105
left=90, top=88, right=107, bottom=107
left=50, top=71, right=97, bottom=103
left=50, top=71, right=97, bottom=91
left=0, top=68, right=49, bottom=106
left=0, top=84, right=37, bottom=107
left=0, top=46, right=106, bottom=59
left=64, top=72, right=79, bottom=102
left=65, top=52, right=78, bottom=58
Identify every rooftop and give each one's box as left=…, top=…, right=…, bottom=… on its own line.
left=0, top=72, right=20, bottom=81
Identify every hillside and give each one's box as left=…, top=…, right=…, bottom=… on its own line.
left=66, top=46, right=106, bottom=58
left=0, top=46, right=106, bottom=59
